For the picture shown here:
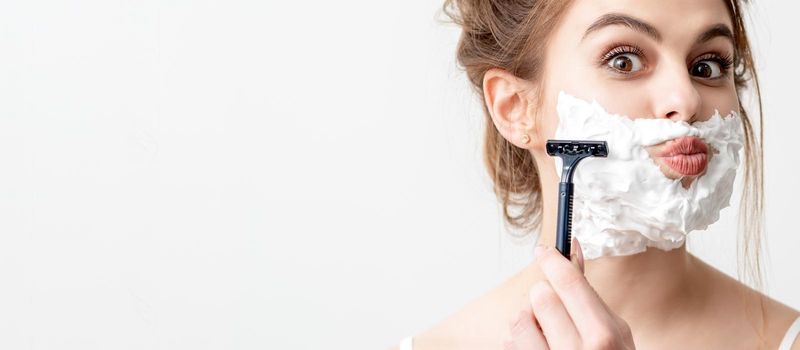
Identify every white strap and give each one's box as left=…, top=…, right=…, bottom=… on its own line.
left=399, top=335, right=413, bottom=350
left=779, top=315, right=800, bottom=350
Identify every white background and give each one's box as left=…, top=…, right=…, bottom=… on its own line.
left=0, top=1, right=797, bottom=349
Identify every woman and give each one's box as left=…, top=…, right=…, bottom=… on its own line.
left=391, top=0, right=800, bottom=349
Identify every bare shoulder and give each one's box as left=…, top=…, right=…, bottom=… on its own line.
left=793, top=331, right=800, bottom=350
left=759, top=291, right=800, bottom=349
left=410, top=264, right=544, bottom=350
left=699, top=260, right=799, bottom=349
left=733, top=279, right=797, bottom=342
left=794, top=327, right=800, bottom=350
left=409, top=285, right=513, bottom=350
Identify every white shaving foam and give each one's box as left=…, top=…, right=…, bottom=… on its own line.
left=554, top=91, right=744, bottom=260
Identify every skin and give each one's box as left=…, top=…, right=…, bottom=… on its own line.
left=389, top=0, right=799, bottom=349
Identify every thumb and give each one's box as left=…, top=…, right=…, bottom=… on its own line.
left=504, top=310, right=548, bottom=350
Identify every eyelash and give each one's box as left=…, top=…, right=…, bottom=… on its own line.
left=694, top=52, right=734, bottom=76
left=598, top=43, right=735, bottom=78
left=599, top=43, right=645, bottom=65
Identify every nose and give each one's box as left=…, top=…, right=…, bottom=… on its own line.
left=650, top=63, right=702, bottom=123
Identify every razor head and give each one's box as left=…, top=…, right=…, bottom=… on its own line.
left=546, top=140, right=608, bottom=158
left=546, top=140, right=608, bottom=183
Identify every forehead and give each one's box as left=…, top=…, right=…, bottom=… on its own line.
left=563, top=0, right=733, bottom=41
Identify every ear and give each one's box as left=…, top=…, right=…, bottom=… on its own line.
left=483, top=68, right=537, bottom=149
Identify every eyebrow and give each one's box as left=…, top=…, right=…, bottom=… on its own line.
left=582, top=13, right=735, bottom=46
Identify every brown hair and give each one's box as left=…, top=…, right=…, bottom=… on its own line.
left=440, top=0, right=765, bottom=291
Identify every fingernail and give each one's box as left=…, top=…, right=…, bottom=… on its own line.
left=511, top=311, right=529, bottom=334
left=570, top=256, right=582, bottom=273
left=511, top=317, right=522, bottom=332
left=572, top=238, right=585, bottom=273
left=509, top=310, right=523, bottom=329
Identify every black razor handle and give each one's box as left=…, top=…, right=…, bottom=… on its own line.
left=555, top=182, right=574, bottom=259
left=546, top=139, right=607, bottom=260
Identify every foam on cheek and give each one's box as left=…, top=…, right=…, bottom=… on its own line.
left=553, top=91, right=744, bottom=260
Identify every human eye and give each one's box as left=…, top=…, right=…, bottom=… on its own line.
left=599, top=44, right=646, bottom=75
left=689, top=52, right=734, bottom=80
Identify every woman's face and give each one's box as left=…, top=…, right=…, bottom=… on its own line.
left=530, top=0, right=739, bottom=185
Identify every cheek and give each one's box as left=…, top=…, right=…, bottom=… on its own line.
left=593, top=93, right=652, bottom=119
left=698, top=88, right=739, bottom=117
left=532, top=101, right=559, bottom=148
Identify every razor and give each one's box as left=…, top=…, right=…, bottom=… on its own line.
left=546, top=140, right=608, bottom=259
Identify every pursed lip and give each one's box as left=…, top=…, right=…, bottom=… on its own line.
left=657, top=136, right=709, bottom=157
left=656, top=136, right=709, bottom=176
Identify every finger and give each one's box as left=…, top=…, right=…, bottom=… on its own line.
left=536, top=244, right=616, bottom=340
left=570, top=237, right=585, bottom=274
left=528, top=280, right=581, bottom=349
left=504, top=309, right=549, bottom=350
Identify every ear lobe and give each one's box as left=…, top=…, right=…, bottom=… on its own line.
left=483, top=68, right=536, bottom=148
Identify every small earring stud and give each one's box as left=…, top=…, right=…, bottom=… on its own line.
left=520, top=133, right=530, bottom=144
